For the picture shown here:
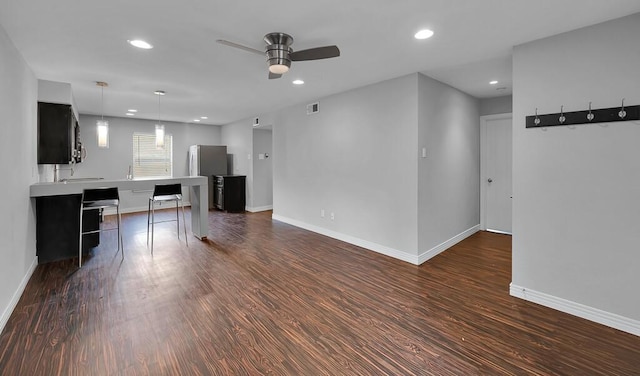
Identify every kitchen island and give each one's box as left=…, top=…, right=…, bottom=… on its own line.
left=30, top=176, right=209, bottom=263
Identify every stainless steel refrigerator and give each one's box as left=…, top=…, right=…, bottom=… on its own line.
left=189, top=145, right=228, bottom=208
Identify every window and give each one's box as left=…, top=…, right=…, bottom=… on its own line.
left=132, top=132, right=173, bottom=178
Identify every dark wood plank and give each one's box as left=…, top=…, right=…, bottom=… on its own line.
left=1, top=210, right=639, bottom=375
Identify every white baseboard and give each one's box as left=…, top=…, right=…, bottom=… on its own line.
left=272, top=214, right=421, bottom=264
left=510, top=283, right=640, bottom=337
left=417, top=225, right=480, bottom=264
left=246, top=205, right=273, bottom=213
left=0, top=256, right=37, bottom=335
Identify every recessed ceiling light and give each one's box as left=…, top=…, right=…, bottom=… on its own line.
left=414, top=29, right=434, bottom=40
left=193, top=119, right=201, bottom=122
left=126, top=112, right=135, bottom=116
left=128, top=109, right=138, bottom=113
left=489, top=80, right=499, bottom=85
left=128, top=39, right=153, bottom=49
left=154, top=90, right=165, bottom=96
left=292, top=79, right=304, bottom=85
left=200, top=116, right=208, bottom=119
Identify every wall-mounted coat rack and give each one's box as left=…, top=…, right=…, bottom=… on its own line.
left=526, top=100, right=640, bottom=128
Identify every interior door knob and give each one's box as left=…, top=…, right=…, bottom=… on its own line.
left=488, top=178, right=493, bottom=183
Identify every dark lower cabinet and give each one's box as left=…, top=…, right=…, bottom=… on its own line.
left=36, top=195, right=99, bottom=263
left=213, top=175, right=246, bottom=212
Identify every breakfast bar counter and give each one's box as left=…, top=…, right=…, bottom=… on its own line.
left=30, top=176, right=209, bottom=263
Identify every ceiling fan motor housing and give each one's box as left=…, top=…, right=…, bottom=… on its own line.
left=264, top=33, right=293, bottom=73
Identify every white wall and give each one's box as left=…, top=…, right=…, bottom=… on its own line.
left=417, top=74, right=480, bottom=261
left=252, top=129, right=273, bottom=210
left=74, top=115, right=221, bottom=211
left=37, top=80, right=79, bottom=120
left=220, top=118, right=253, bottom=208
left=480, top=95, right=512, bottom=116
left=0, top=24, right=38, bottom=333
left=512, top=13, right=640, bottom=333
left=273, top=74, right=420, bottom=261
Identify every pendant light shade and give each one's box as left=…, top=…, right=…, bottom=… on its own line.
left=96, top=81, right=109, bottom=148
left=155, top=124, right=165, bottom=148
left=154, top=90, right=165, bottom=149
left=97, top=119, right=109, bottom=148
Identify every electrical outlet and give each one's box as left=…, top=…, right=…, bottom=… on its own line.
left=320, top=209, right=325, bottom=218
left=330, top=212, right=335, bottom=221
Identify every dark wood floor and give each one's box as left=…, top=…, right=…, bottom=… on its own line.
left=1, top=210, right=639, bottom=375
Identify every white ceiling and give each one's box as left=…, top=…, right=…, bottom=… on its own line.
left=1, top=1, right=639, bottom=125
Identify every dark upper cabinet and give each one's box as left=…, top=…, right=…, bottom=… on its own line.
left=37, top=102, right=82, bottom=164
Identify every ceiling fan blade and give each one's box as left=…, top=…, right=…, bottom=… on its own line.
left=216, top=39, right=264, bottom=56
left=268, top=72, right=282, bottom=80
left=290, top=45, right=340, bottom=61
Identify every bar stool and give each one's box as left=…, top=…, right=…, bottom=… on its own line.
left=79, top=187, right=124, bottom=267
left=147, top=183, right=188, bottom=254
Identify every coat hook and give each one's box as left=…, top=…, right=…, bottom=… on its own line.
left=619, top=98, right=626, bottom=119
left=587, top=102, right=594, bottom=121
left=534, top=108, right=541, bottom=125
left=559, top=105, right=566, bottom=124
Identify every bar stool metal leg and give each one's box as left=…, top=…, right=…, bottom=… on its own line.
left=146, top=198, right=151, bottom=247
left=175, top=201, right=180, bottom=238
left=117, top=205, right=124, bottom=260
left=151, top=200, right=155, bottom=255
left=181, top=200, right=188, bottom=246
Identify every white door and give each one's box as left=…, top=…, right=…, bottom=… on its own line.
left=481, top=114, right=512, bottom=234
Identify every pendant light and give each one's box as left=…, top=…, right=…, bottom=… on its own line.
left=154, top=90, right=165, bottom=149
left=96, top=81, right=109, bottom=148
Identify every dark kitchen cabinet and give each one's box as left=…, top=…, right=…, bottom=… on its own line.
left=213, top=175, right=246, bottom=212
left=38, top=102, right=82, bottom=164
left=36, top=194, right=99, bottom=263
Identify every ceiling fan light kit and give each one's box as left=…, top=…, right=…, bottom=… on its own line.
left=217, top=32, right=340, bottom=79
left=265, top=32, right=293, bottom=75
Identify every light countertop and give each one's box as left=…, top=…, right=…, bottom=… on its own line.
left=30, top=176, right=208, bottom=197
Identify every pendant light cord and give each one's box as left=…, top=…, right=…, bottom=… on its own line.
left=101, top=85, right=104, bottom=121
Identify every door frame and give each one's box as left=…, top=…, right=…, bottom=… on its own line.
left=480, top=113, right=513, bottom=232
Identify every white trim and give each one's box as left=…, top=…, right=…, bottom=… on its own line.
left=246, top=205, right=273, bottom=213
left=480, top=113, right=512, bottom=231
left=486, top=228, right=512, bottom=235
left=510, top=283, right=640, bottom=337
left=417, top=225, right=480, bottom=264
left=0, top=256, right=37, bottom=335
left=272, top=214, right=420, bottom=264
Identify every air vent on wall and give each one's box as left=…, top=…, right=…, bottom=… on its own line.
left=253, top=117, right=259, bottom=127
left=306, top=102, right=319, bottom=115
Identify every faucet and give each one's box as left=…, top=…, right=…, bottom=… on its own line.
left=53, top=163, right=74, bottom=182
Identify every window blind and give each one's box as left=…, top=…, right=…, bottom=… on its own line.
left=132, top=132, right=173, bottom=178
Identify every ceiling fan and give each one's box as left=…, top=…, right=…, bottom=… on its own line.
left=216, top=32, right=340, bottom=79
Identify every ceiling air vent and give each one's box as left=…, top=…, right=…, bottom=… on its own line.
left=306, top=102, right=319, bottom=115
left=253, top=117, right=259, bottom=127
